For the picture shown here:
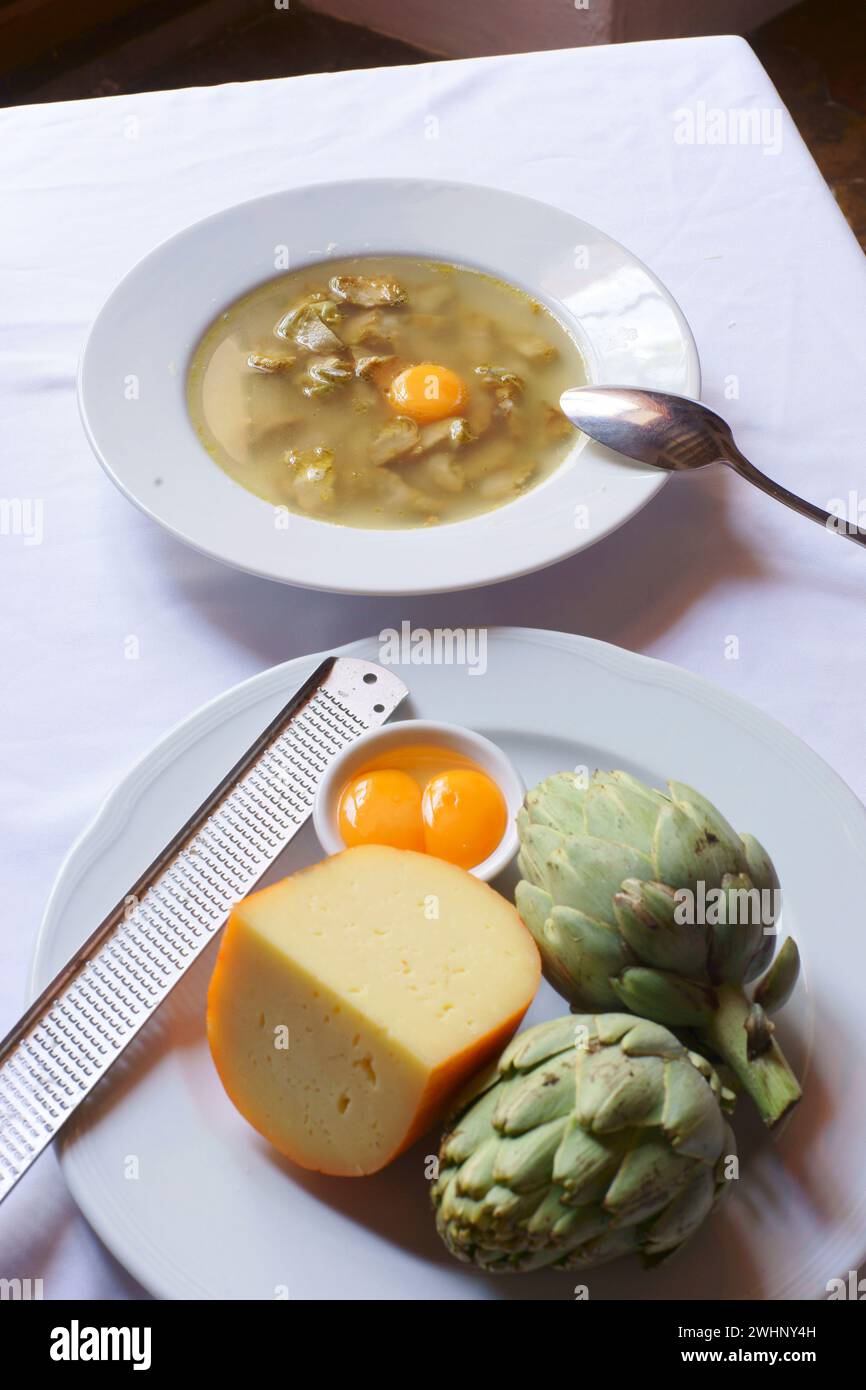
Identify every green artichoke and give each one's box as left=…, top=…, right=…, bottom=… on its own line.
left=516, top=770, right=802, bottom=1127
left=433, top=1013, right=736, bottom=1273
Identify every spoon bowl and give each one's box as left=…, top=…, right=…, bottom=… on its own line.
left=560, top=386, right=733, bottom=471
left=560, top=385, right=866, bottom=549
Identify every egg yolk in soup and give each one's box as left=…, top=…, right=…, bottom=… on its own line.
left=387, top=364, right=467, bottom=422
left=336, top=745, right=507, bottom=869
left=186, top=255, right=587, bottom=529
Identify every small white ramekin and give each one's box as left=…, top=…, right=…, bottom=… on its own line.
left=312, top=719, right=524, bottom=881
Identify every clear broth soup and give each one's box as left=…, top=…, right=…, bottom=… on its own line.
left=187, top=256, right=587, bottom=529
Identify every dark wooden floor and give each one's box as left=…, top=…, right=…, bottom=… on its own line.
left=2, top=0, right=863, bottom=248
left=0, top=1, right=428, bottom=105
left=752, top=0, right=865, bottom=247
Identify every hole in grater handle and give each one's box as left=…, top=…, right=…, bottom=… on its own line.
left=0, top=655, right=408, bottom=1205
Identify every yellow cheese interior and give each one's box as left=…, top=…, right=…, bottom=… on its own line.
left=207, top=844, right=539, bottom=1175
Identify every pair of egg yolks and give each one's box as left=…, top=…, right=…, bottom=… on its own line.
left=338, top=761, right=507, bottom=870
left=386, top=363, right=467, bottom=423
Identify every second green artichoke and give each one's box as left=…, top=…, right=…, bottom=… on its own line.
left=433, top=1013, right=736, bottom=1272
left=516, top=770, right=802, bottom=1127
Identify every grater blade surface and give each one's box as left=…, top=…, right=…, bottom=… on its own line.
left=0, top=655, right=408, bottom=1203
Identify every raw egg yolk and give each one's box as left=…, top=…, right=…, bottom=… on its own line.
left=421, top=769, right=507, bottom=870
left=338, top=769, right=424, bottom=852
left=387, top=363, right=467, bottom=422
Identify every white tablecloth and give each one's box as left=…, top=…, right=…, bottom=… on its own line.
left=2, top=35, right=865, bottom=1301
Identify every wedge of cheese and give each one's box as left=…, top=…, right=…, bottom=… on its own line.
left=207, top=844, right=540, bottom=1176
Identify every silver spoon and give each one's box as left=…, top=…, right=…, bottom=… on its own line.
left=560, top=386, right=866, bottom=549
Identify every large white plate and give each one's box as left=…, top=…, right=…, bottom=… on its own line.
left=77, top=179, right=699, bottom=595
left=34, top=630, right=866, bottom=1300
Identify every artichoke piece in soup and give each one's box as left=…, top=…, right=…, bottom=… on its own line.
left=247, top=352, right=295, bottom=374
left=300, top=356, right=354, bottom=399
left=330, top=274, right=407, bottom=307
left=276, top=293, right=341, bottom=339
left=294, top=316, right=344, bottom=355
left=284, top=446, right=336, bottom=512
left=370, top=417, right=420, bottom=466
left=186, top=256, right=586, bottom=528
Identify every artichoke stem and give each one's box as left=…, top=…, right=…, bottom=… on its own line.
left=700, top=984, right=801, bottom=1128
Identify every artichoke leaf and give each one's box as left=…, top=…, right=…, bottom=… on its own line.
left=740, top=833, right=781, bottom=979
left=439, top=1053, right=505, bottom=1135
left=493, top=1051, right=576, bottom=1134
left=433, top=1173, right=480, bottom=1224
left=594, top=769, right=669, bottom=805
left=542, top=904, right=629, bottom=1010
left=496, top=1011, right=579, bottom=1074
left=558, top=1224, right=639, bottom=1269
left=547, top=837, right=651, bottom=926
left=551, top=1115, right=621, bottom=1203
left=641, top=1165, right=718, bottom=1260
left=512, top=878, right=552, bottom=942
left=740, top=831, right=780, bottom=894
left=685, top=1047, right=731, bottom=1105
left=612, top=966, right=716, bottom=1028
left=639, top=878, right=708, bottom=947
left=547, top=1200, right=612, bottom=1248
left=603, top=1135, right=694, bottom=1226
left=613, top=882, right=708, bottom=978
left=520, top=771, right=588, bottom=834
left=468, top=1182, right=530, bottom=1227
left=491, top=1117, right=571, bottom=1193
left=439, top=1083, right=502, bottom=1165
left=523, top=1184, right=573, bottom=1239
left=453, top=1136, right=500, bottom=1199
left=581, top=773, right=667, bottom=855
left=575, top=1052, right=667, bottom=1134
left=706, top=873, right=767, bottom=984
left=745, top=932, right=778, bottom=985
left=615, top=1016, right=687, bottom=1059
left=592, top=1013, right=641, bottom=1047
left=660, top=1052, right=727, bottom=1160
left=653, top=802, right=735, bottom=890
left=515, top=821, right=570, bottom=891
left=753, top=936, right=800, bottom=1015
left=473, top=1182, right=533, bottom=1227
left=668, top=782, right=747, bottom=864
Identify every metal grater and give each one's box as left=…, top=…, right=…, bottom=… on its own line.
left=0, top=655, right=408, bottom=1205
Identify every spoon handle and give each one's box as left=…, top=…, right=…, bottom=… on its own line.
left=723, top=445, right=866, bottom=548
